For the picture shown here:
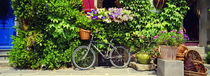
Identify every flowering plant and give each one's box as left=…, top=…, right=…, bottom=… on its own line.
left=153, top=30, right=189, bottom=46
left=86, top=8, right=134, bottom=23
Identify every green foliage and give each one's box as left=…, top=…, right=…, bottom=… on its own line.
left=206, top=52, right=210, bottom=64
left=9, top=0, right=189, bottom=69
left=9, top=0, right=88, bottom=69
left=119, top=0, right=189, bottom=52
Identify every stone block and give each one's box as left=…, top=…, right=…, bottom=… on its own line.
left=157, top=58, right=184, bottom=76
left=129, top=62, right=156, bottom=71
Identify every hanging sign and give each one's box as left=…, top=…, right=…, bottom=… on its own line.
left=82, top=0, right=95, bottom=12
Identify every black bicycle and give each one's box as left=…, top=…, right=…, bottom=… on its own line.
left=72, top=32, right=131, bottom=70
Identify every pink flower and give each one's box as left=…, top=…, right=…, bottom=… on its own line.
left=164, top=40, right=167, bottom=42
left=153, top=35, right=158, bottom=39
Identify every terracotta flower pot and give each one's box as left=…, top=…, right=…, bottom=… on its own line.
left=79, top=28, right=91, bottom=40
left=159, top=45, right=177, bottom=60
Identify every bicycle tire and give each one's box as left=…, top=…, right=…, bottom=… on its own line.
left=110, top=46, right=131, bottom=68
left=72, top=46, right=96, bottom=70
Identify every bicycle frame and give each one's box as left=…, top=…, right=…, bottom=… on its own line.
left=82, top=33, right=119, bottom=59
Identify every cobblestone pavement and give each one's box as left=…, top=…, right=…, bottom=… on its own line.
left=0, top=66, right=156, bottom=76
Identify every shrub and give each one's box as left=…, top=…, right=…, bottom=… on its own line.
left=206, top=52, right=210, bottom=64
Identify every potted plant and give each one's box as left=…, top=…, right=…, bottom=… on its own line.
left=129, top=44, right=157, bottom=71
left=153, top=30, right=189, bottom=60
left=136, top=48, right=152, bottom=64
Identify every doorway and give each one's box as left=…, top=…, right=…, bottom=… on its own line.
left=183, top=0, right=199, bottom=45
left=0, top=0, right=15, bottom=49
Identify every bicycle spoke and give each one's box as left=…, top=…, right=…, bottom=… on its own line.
left=73, top=46, right=96, bottom=70
left=110, top=46, right=130, bottom=68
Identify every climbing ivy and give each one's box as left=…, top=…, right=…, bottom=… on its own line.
left=119, top=0, right=189, bottom=52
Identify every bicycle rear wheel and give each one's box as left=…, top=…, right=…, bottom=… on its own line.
left=110, top=46, right=131, bottom=68
left=72, top=46, right=96, bottom=70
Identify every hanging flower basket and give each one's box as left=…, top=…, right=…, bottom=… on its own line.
left=79, top=28, right=91, bottom=40
left=153, top=0, right=167, bottom=8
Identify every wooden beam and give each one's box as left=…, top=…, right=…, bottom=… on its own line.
left=199, top=0, right=208, bottom=47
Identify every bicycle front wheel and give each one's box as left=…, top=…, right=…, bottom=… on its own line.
left=110, top=46, right=131, bottom=68
left=72, top=46, right=96, bottom=70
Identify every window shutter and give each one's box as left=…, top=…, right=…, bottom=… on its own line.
left=82, top=0, right=95, bottom=12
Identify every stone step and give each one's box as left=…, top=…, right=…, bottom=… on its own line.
left=0, top=49, right=10, bottom=55
left=0, top=60, right=9, bottom=67
left=0, top=49, right=10, bottom=61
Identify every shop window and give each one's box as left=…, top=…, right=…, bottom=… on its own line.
left=97, top=0, right=121, bottom=8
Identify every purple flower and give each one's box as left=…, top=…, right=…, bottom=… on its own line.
left=117, top=12, right=120, bottom=16
left=32, top=40, right=35, bottom=44
left=101, top=17, right=104, bottom=19
left=45, top=4, right=48, bottom=7
left=90, top=11, right=92, bottom=13
left=87, top=14, right=90, bottom=16
left=171, top=36, right=174, bottom=38
left=26, top=47, right=29, bottom=51
left=113, top=11, right=115, bottom=14
left=177, top=30, right=182, bottom=34
left=173, top=30, right=176, bottom=32
left=170, top=30, right=175, bottom=32
left=187, top=37, right=190, bottom=40
left=93, top=11, right=95, bottom=14
left=97, top=11, right=98, bottom=14
left=110, top=15, right=113, bottom=18
left=95, top=16, right=98, bottom=19
left=91, top=16, right=95, bottom=19
left=177, top=38, right=179, bottom=40
left=164, top=40, right=167, bottom=42
left=184, top=34, right=188, bottom=37
left=29, top=35, right=32, bottom=38
left=153, top=35, right=158, bottom=39
left=160, top=31, right=166, bottom=33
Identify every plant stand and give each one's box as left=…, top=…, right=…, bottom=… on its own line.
left=157, top=58, right=184, bottom=76
left=129, top=62, right=156, bottom=71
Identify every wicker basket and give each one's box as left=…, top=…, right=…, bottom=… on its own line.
left=184, top=50, right=203, bottom=62
left=184, top=68, right=208, bottom=76
left=79, top=28, right=91, bottom=40
left=193, top=61, right=206, bottom=73
left=184, top=50, right=208, bottom=76
left=177, top=44, right=188, bottom=54
left=176, top=53, right=185, bottom=61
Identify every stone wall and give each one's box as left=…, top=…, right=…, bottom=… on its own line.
left=207, top=0, right=210, bottom=42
